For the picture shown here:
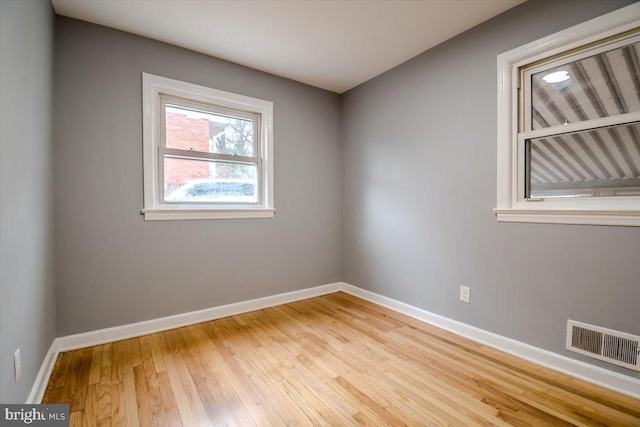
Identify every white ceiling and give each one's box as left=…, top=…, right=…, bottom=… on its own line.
left=51, top=0, right=525, bottom=93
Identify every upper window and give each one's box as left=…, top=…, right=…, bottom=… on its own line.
left=496, top=4, right=640, bottom=226
left=142, top=73, right=274, bottom=220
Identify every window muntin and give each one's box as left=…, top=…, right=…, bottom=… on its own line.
left=142, top=73, right=274, bottom=220
left=495, top=3, right=640, bottom=226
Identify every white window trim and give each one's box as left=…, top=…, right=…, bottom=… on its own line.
left=141, top=73, right=274, bottom=221
left=495, top=3, right=640, bottom=227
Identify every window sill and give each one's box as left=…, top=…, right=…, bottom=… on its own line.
left=493, top=209, right=640, bottom=227
left=141, top=208, right=276, bottom=221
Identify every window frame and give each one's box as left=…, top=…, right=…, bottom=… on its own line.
left=141, top=73, right=274, bottom=221
left=495, top=3, right=640, bottom=227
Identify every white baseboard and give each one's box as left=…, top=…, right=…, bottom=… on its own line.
left=28, top=281, right=640, bottom=402
left=26, top=340, right=60, bottom=404
left=56, top=282, right=342, bottom=352
left=28, top=282, right=342, bottom=403
left=339, top=283, right=640, bottom=400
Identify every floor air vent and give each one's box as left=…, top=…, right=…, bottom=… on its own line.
left=567, top=320, right=640, bottom=372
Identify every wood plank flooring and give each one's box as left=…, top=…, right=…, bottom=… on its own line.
left=42, top=292, right=640, bottom=426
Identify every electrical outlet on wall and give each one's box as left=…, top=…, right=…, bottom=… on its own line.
left=460, top=286, right=470, bottom=304
left=14, top=348, right=21, bottom=381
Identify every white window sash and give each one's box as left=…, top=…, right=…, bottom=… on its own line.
left=160, top=147, right=260, bottom=164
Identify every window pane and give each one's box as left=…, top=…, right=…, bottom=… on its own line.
left=165, top=104, right=255, bottom=157
left=526, top=122, right=640, bottom=198
left=531, top=42, right=640, bottom=130
left=164, top=156, right=258, bottom=203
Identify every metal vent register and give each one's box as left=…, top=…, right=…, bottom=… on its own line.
left=567, top=320, right=640, bottom=372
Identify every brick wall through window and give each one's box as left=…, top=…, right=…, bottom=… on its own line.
left=164, top=112, right=227, bottom=192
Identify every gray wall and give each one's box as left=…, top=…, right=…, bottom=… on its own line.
left=54, top=17, right=343, bottom=336
left=0, top=0, right=57, bottom=403
left=343, top=0, right=640, bottom=377
left=6, top=0, right=636, bottom=395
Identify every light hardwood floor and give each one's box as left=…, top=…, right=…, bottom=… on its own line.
left=43, top=292, right=640, bottom=426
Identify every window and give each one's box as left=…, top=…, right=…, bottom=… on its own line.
left=495, top=4, right=640, bottom=226
left=142, top=73, right=274, bottom=220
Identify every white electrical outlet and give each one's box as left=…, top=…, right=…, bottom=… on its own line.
left=14, top=348, right=21, bottom=381
left=460, top=286, right=470, bottom=304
